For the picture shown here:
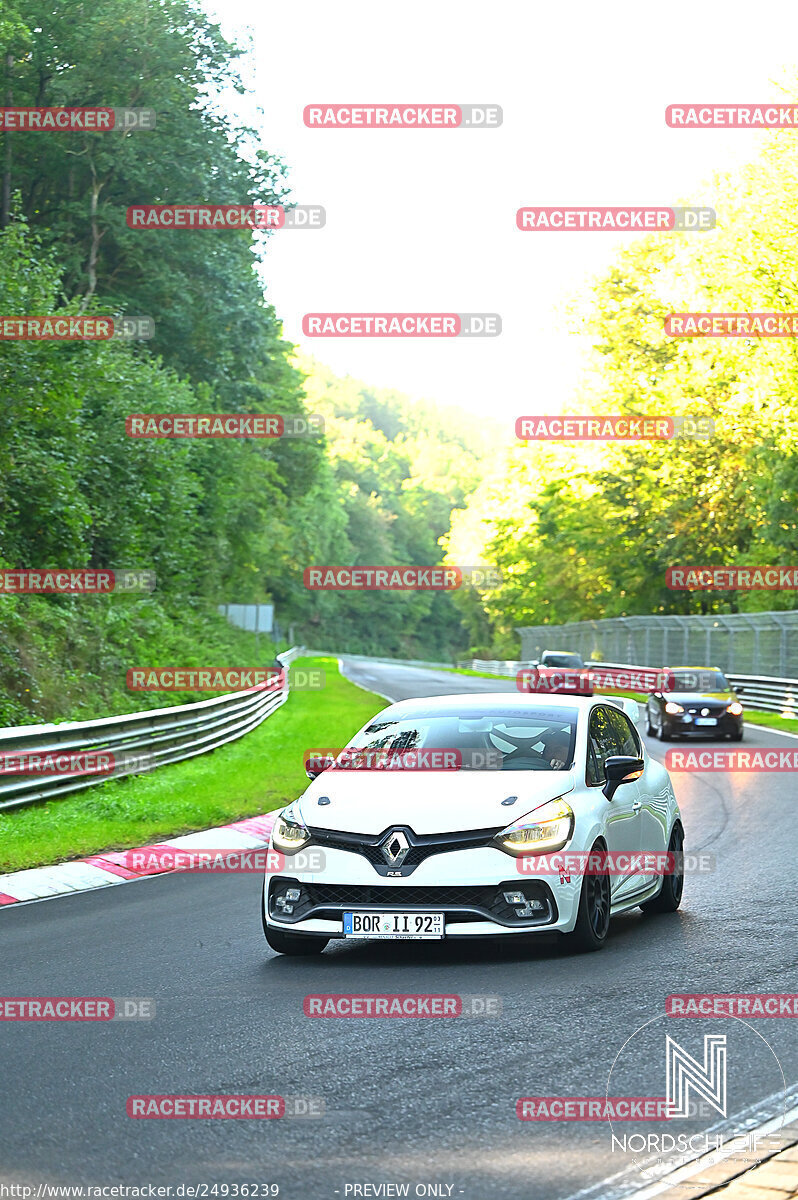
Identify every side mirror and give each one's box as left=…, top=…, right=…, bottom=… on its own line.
left=603, top=755, right=644, bottom=801
left=305, top=753, right=335, bottom=781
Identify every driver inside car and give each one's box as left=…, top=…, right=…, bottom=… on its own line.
left=542, top=728, right=572, bottom=769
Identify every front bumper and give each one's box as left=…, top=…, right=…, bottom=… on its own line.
left=264, top=844, right=579, bottom=938
left=663, top=712, right=743, bottom=737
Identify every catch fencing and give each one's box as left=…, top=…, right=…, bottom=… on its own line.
left=516, top=612, right=798, bottom=678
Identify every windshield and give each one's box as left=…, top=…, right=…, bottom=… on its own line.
left=341, top=707, right=579, bottom=771
left=668, top=669, right=730, bottom=692
left=542, top=653, right=583, bottom=668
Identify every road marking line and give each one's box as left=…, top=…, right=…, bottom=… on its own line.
left=559, top=1085, right=798, bottom=1200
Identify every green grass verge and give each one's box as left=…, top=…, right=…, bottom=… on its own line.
left=0, top=657, right=383, bottom=874
left=733, top=708, right=798, bottom=734
left=430, top=666, right=796, bottom=734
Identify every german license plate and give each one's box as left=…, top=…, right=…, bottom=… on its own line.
left=343, top=911, right=444, bottom=939
left=695, top=718, right=717, bottom=726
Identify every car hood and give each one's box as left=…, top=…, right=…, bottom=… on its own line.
left=293, top=769, right=576, bottom=835
left=661, top=691, right=734, bottom=704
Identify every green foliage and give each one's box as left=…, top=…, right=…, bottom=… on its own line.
left=294, top=356, right=494, bottom=658
left=0, top=0, right=493, bottom=713
left=0, top=591, right=283, bottom=726
left=1, top=0, right=290, bottom=402
left=446, top=113, right=798, bottom=653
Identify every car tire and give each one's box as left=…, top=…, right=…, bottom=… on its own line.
left=641, top=823, right=684, bottom=914
left=567, top=842, right=611, bottom=952
left=731, top=728, right=744, bottom=742
left=645, top=711, right=654, bottom=736
left=658, top=720, right=672, bottom=741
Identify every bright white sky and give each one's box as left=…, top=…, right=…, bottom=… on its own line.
left=205, top=0, right=797, bottom=428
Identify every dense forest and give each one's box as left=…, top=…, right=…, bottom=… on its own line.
left=3, top=1, right=798, bottom=722
left=0, top=0, right=495, bottom=724
left=446, top=119, right=798, bottom=654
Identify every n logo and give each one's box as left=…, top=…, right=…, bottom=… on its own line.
left=666, top=1034, right=727, bottom=1119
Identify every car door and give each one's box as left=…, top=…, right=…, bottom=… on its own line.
left=605, top=705, right=666, bottom=889
left=586, top=705, right=642, bottom=900
left=616, top=706, right=670, bottom=880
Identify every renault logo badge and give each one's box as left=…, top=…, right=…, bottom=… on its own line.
left=380, top=829, right=410, bottom=866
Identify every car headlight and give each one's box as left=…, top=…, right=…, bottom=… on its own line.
left=726, top=701, right=743, bottom=716
left=494, top=798, right=574, bottom=857
left=272, top=804, right=311, bottom=854
left=665, top=701, right=684, bottom=714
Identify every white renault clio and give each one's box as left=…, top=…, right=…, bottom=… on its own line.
left=262, top=692, right=684, bottom=955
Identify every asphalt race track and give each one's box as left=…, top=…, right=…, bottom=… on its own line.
left=1, top=659, right=795, bottom=1200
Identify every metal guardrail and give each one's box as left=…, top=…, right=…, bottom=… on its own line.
left=723, top=673, right=798, bottom=716
left=459, top=659, right=525, bottom=677
left=459, top=659, right=798, bottom=716
left=0, top=647, right=303, bottom=812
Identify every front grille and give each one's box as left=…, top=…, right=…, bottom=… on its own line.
left=307, top=825, right=498, bottom=876
left=268, top=876, right=557, bottom=929
left=309, top=882, right=491, bottom=907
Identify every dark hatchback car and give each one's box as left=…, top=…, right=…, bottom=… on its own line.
left=538, top=650, right=585, bottom=670
left=646, top=666, right=744, bottom=741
